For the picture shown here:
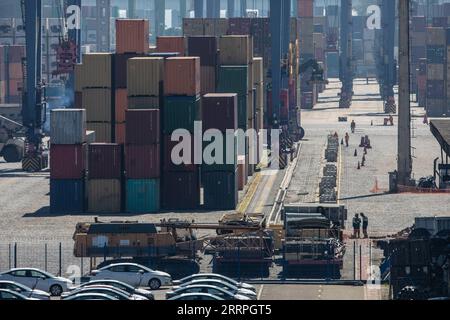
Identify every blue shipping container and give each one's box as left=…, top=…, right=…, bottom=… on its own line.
left=50, top=179, right=85, bottom=213
left=126, top=179, right=160, bottom=213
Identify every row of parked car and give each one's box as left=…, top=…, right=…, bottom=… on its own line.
left=0, top=262, right=257, bottom=301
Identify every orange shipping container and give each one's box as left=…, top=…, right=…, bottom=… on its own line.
left=8, top=79, right=22, bottom=95
left=115, top=89, right=127, bottom=123
left=8, top=63, right=22, bottom=79
left=115, top=122, right=126, bottom=144
left=156, top=36, right=186, bottom=55
left=116, top=19, right=149, bottom=54
left=164, top=57, right=200, bottom=96
left=297, top=0, right=313, bottom=17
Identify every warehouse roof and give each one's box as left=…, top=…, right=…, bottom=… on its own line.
left=430, top=120, right=450, bottom=157
left=88, top=223, right=158, bottom=234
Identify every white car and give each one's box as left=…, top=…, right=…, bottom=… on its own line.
left=90, top=263, right=172, bottom=290
left=0, top=289, right=39, bottom=300
left=62, top=286, right=148, bottom=300
left=0, top=268, right=74, bottom=296
left=173, top=279, right=257, bottom=300
left=0, top=281, right=50, bottom=300
left=172, top=273, right=256, bottom=292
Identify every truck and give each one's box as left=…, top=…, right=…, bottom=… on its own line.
left=0, top=114, right=24, bottom=163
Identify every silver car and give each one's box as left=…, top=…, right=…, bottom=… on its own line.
left=168, top=293, right=224, bottom=301
left=0, top=281, right=50, bottom=300
left=172, top=273, right=256, bottom=292
left=166, top=285, right=251, bottom=300
left=62, top=286, right=147, bottom=300
left=69, top=279, right=154, bottom=300
left=63, top=293, right=119, bottom=301
left=0, top=289, right=39, bottom=300
left=173, top=279, right=257, bottom=300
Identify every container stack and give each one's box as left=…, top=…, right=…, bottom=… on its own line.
left=253, top=57, right=265, bottom=133
left=87, top=143, right=123, bottom=213
left=162, top=57, right=201, bottom=210
left=298, top=0, right=315, bottom=109
left=217, top=35, right=254, bottom=175
left=156, top=36, right=186, bottom=55
left=0, top=45, right=24, bottom=103
left=125, top=110, right=161, bottom=213
left=187, top=36, right=218, bottom=95
left=411, top=16, right=427, bottom=101
left=50, top=109, right=87, bottom=213
left=202, top=94, right=239, bottom=210
left=426, top=27, right=447, bottom=117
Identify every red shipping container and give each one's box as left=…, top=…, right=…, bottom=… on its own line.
left=7, top=45, right=25, bottom=63
left=50, top=144, right=86, bottom=179
left=156, top=36, right=186, bottom=55
left=162, top=170, right=200, bottom=209
left=116, top=19, right=149, bottom=54
left=88, top=143, right=123, bottom=179
left=202, top=93, right=238, bottom=132
left=115, top=89, right=127, bottom=123
left=298, top=0, right=313, bottom=17
left=164, top=57, right=200, bottom=96
left=163, top=134, right=196, bottom=172
left=125, top=109, right=160, bottom=145
left=115, top=122, right=126, bottom=145
left=125, top=144, right=160, bottom=179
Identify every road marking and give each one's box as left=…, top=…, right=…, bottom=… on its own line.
left=257, top=285, right=264, bottom=300
left=254, top=174, right=277, bottom=213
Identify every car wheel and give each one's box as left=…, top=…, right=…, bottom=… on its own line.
left=148, top=278, right=161, bottom=290
left=49, top=284, right=63, bottom=296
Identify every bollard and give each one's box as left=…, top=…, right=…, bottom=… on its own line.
left=357, top=161, right=361, bottom=170
left=353, top=241, right=356, bottom=281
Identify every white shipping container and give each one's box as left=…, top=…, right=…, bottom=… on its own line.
left=51, top=109, right=87, bottom=144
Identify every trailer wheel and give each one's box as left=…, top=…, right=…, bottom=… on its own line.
left=2, top=145, right=22, bottom=163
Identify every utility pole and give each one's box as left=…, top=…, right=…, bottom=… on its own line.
left=397, top=0, right=413, bottom=186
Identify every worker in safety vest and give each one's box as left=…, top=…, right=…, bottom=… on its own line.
left=361, top=213, right=369, bottom=238
left=352, top=214, right=361, bottom=239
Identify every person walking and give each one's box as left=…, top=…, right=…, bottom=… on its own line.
left=361, top=213, right=369, bottom=238
left=352, top=213, right=361, bottom=239
left=345, top=132, right=350, bottom=147
left=350, top=120, right=356, bottom=133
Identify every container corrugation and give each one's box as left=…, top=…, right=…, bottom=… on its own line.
left=115, top=122, right=126, bottom=145
left=163, top=96, right=201, bottom=134
left=162, top=171, right=200, bottom=210
left=82, top=88, right=112, bottom=122
left=74, top=91, right=83, bottom=109
left=156, top=36, right=186, bottom=55
left=51, top=109, right=86, bottom=144
left=114, top=53, right=145, bottom=88
left=202, top=135, right=237, bottom=172
left=88, top=179, right=122, bottom=213
left=200, top=66, right=216, bottom=95
left=125, top=144, right=160, bottom=179
left=217, top=65, right=248, bottom=96
left=203, top=170, right=238, bottom=210
left=183, top=18, right=205, bottom=36
left=163, top=134, right=196, bottom=172
left=87, top=122, right=112, bottom=143
left=297, top=0, right=313, bottom=17
left=202, top=93, right=237, bottom=132
left=427, top=64, right=444, bottom=80
left=88, top=143, right=123, bottom=179
left=126, top=179, right=160, bottom=213
left=187, top=36, right=217, bottom=66
left=164, top=57, right=200, bottom=96
left=426, top=27, right=446, bottom=46
left=411, top=32, right=426, bottom=47
left=255, top=82, right=264, bottom=109
left=126, top=109, right=160, bottom=144
left=253, top=57, right=263, bottom=84
left=79, top=53, right=112, bottom=88
left=50, top=144, right=86, bottom=179
left=426, top=80, right=445, bottom=97
left=116, top=19, right=149, bottom=54
left=50, top=179, right=85, bottom=213
left=128, top=96, right=161, bottom=109
left=237, top=155, right=247, bottom=190
left=219, top=36, right=253, bottom=65
left=127, top=57, right=164, bottom=97
left=115, top=89, right=127, bottom=123
left=427, top=99, right=446, bottom=117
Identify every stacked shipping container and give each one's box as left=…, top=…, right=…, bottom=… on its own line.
left=0, top=45, right=24, bottom=104
left=298, top=0, right=315, bottom=109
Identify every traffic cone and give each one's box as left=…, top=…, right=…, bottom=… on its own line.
left=371, top=120, right=373, bottom=126
left=423, top=114, right=428, bottom=125
left=341, top=138, right=344, bottom=145
left=370, top=178, right=381, bottom=193
left=357, top=161, right=361, bottom=170
left=354, top=149, right=358, bottom=157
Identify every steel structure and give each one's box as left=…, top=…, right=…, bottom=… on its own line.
left=96, top=0, right=111, bottom=52
left=206, top=0, right=221, bottom=18
left=339, top=0, right=353, bottom=108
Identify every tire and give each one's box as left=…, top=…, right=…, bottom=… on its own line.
left=148, top=278, right=161, bottom=290
left=49, top=284, right=63, bottom=296
left=2, top=145, right=22, bottom=163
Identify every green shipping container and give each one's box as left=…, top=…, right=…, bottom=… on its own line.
left=203, top=170, right=239, bottom=210
left=202, top=135, right=238, bottom=172
left=163, top=96, right=201, bottom=134
left=217, top=66, right=249, bottom=96
left=126, top=179, right=160, bottom=213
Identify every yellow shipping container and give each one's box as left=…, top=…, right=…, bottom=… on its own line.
left=82, top=88, right=112, bottom=122
left=219, top=35, right=253, bottom=65
left=80, top=53, right=112, bottom=88
left=127, top=57, right=165, bottom=97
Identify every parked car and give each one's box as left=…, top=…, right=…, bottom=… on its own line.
left=0, top=268, right=74, bottom=296
left=166, top=285, right=251, bottom=300
left=68, top=279, right=154, bottom=300
left=173, top=279, right=257, bottom=299
left=62, top=286, right=146, bottom=300
left=172, top=273, right=256, bottom=292
left=90, top=263, right=172, bottom=290
left=0, top=289, right=38, bottom=300
left=63, top=293, right=118, bottom=301
left=0, top=281, right=50, bottom=300
left=168, top=293, right=224, bottom=301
